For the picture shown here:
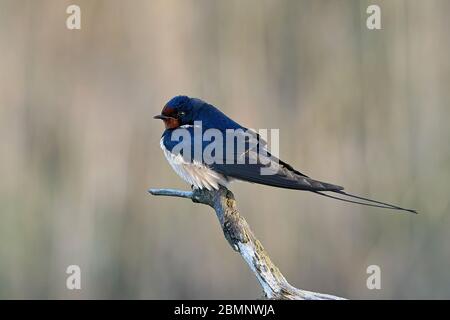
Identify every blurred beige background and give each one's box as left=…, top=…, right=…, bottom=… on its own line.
left=0, top=0, right=449, bottom=299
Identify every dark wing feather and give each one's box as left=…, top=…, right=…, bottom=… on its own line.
left=210, top=129, right=344, bottom=192
left=212, top=162, right=343, bottom=191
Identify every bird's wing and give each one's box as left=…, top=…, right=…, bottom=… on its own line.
left=210, top=129, right=344, bottom=192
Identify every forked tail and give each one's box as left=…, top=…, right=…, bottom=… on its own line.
left=313, top=190, right=417, bottom=214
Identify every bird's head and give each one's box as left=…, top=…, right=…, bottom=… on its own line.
left=154, top=95, right=197, bottom=129
left=154, top=95, right=238, bottom=130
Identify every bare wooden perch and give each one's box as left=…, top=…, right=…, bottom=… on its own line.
left=149, top=186, right=345, bottom=300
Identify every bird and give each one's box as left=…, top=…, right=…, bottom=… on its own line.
left=154, top=95, right=417, bottom=214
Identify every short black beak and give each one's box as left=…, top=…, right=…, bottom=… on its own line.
left=153, top=114, right=171, bottom=120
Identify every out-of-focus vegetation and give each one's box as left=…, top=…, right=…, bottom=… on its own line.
left=0, top=0, right=449, bottom=299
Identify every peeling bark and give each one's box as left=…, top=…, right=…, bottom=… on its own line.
left=149, top=186, right=345, bottom=300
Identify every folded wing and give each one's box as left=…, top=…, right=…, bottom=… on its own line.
left=210, top=129, right=344, bottom=192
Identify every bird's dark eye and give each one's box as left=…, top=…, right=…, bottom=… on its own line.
left=178, top=111, right=186, bottom=117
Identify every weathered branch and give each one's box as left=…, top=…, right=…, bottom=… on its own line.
left=149, top=186, right=345, bottom=300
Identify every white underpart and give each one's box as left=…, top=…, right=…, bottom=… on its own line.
left=160, top=138, right=230, bottom=190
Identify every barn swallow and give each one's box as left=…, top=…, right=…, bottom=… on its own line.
left=155, top=95, right=416, bottom=213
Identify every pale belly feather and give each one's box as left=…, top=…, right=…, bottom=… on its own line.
left=160, top=138, right=230, bottom=190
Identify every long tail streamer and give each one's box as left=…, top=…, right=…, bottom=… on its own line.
left=313, top=190, right=417, bottom=214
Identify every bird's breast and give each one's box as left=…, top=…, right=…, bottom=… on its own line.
left=160, top=138, right=230, bottom=190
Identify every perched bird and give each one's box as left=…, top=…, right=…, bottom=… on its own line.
left=155, top=95, right=416, bottom=213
